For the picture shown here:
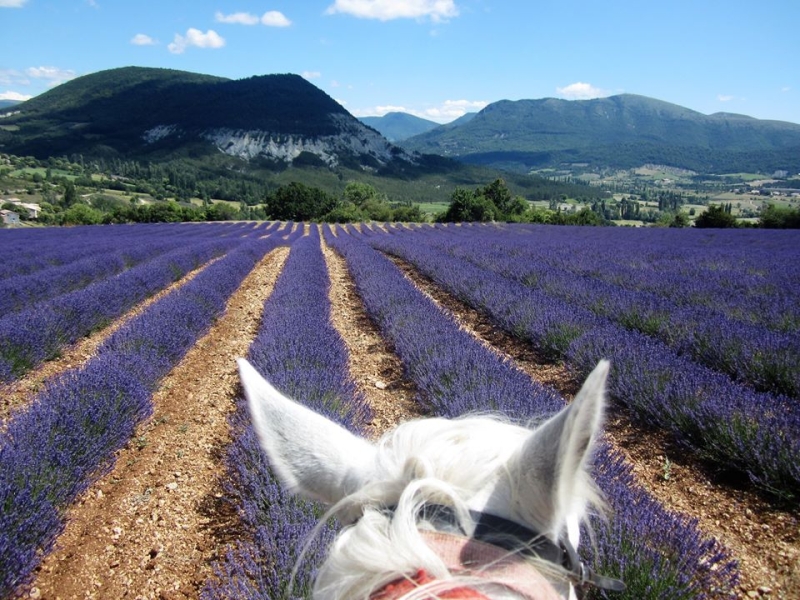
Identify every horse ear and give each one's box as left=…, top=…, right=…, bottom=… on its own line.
left=509, top=360, right=609, bottom=538
left=238, top=358, right=377, bottom=505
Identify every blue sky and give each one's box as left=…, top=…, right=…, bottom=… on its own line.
left=1, top=0, right=798, bottom=124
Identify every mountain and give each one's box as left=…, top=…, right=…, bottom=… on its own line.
left=0, top=66, right=408, bottom=169
left=443, top=112, right=477, bottom=128
left=400, top=94, right=800, bottom=173
left=359, top=112, right=439, bottom=142
left=0, top=100, right=21, bottom=110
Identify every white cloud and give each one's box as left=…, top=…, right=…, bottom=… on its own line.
left=0, top=91, right=32, bottom=101
left=556, top=82, right=608, bottom=100
left=215, top=10, right=291, bottom=27
left=26, top=66, right=78, bottom=87
left=0, top=0, right=29, bottom=7
left=215, top=11, right=259, bottom=25
left=781, top=86, right=791, bottom=93
left=0, top=69, right=27, bottom=86
left=374, top=105, right=409, bottom=115
left=131, top=33, right=157, bottom=46
left=717, top=94, right=734, bottom=102
left=424, top=99, right=487, bottom=121
left=301, top=71, right=322, bottom=80
left=0, top=67, right=75, bottom=89
left=261, top=11, right=291, bottom=27
left=325, top=0, right=458, bottom=22
left=168, top=29, right=225, bottom=54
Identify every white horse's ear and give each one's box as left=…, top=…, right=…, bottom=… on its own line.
left=238, top=358, right=377, bottom=505
left=510, top=360, right=609, bottom=537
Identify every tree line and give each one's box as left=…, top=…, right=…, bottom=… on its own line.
left=4, top=154, right=798, bottom=228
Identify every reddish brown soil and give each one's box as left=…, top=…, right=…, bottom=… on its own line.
left=0, top=259, right=220, bottom=424
left=29, top=248, right=290, bottom=600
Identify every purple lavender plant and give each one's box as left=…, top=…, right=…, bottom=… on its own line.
left=359, top=224, right=800, bottom=500
left=324, top=225, right=739, bottom=600
left=0, top=239, right=235, bottom=382
left=204, top=227, right=370, bottom=600
left=0, top=233, right=280, bottom=599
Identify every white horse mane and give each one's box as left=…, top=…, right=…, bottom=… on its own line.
left=239, top=359, right=611, bottom=600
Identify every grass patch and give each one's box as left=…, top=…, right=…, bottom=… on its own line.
left=416, top=202, right=449, bottom=215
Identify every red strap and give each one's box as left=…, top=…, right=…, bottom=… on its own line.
left=371, top=569, right=491, bottom=600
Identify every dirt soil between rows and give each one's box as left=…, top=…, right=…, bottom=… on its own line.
left=17, top=234, right=800, bottom=600
left=29, top=248, right=290, bottom=600
left=0, top=259, right=219, bottom=425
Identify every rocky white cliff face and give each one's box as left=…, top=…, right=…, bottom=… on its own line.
left=142, top=114, right=411, bottom=168
left=142, top=125, right=178, bottom=143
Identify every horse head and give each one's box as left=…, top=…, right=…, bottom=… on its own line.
left=239, top=359, right=622, bottom=599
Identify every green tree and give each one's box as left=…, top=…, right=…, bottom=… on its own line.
left=480, top=178, right=514, bottom=214
left=343, top=181, right=383, bottom=206
left=338, top=181, right=398, bottom=221
left=506, top=196, right=530, bottom=218
left=206, top=202, right=240, bottom=221
left=694, top=205, right=738, bottom=228
left=390, top=203, right=425, bottom=222
left=559, top=207, right=606, bottom=226
left=323, top=203, right=366, bottom=223
left=268, top=182, right=337, bottom=221
left=440, top=188, right=497, bottom=222
left=60, top=203, right=103, bottom=225
left=669, top=212, right=691, bottom=228
left=759, top=204, right=800, bottom=229
left=360, top=198, right=393, bottom=221
left=140, top=201, right=184, bottom=223
left=62, top=180, right=78, bottom=207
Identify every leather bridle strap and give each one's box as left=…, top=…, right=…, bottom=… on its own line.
left=416, top=505, right=625, bottom=594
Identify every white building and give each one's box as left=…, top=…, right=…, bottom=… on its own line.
left=3, top=198, right=40, bottom=219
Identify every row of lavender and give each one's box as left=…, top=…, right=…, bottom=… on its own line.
left=0, top=223, right=263, bottom=383
left=497, top=224, right=800, bottom=333
left=357, top=223, right=800, bottom=499
left=0, top=224, right=181, bottom=281
left=204, top=227, right=369, bottom=599
left=418, top=224, right=800, bottom=398
left=0, top=223, right=247, bottom=314
left=323, top=226, right=738, bottom=599
left=0, top=223, right=285, bottom=598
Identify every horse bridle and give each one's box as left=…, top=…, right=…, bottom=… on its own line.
left=407, top=504, right=626, bottom=598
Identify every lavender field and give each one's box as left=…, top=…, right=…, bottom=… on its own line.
left=1, top=222, right=798, bottom=599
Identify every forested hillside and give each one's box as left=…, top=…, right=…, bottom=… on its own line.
left=401, top=94, right=800, bottom=173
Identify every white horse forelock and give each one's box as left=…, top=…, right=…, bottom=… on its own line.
left=239, top=358, right=611, bottom=600
left=294, top=415, right=604, bottom=600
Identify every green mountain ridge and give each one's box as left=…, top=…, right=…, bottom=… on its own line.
left=400, top=94, right=800, bottom=173
left=4, top=66, right=798, bottom=177
left=359, top=112, right=440, bottom=141
left=0, top=66, right=400, bottom=169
